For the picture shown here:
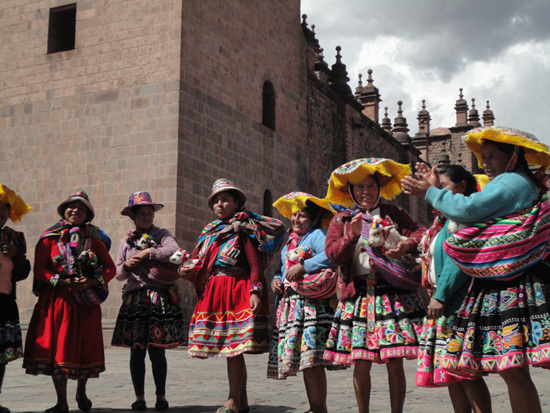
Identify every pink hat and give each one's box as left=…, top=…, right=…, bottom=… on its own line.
left=207, top=178, right=246, bottom=210
left=120, top=192, right=164, bottom=218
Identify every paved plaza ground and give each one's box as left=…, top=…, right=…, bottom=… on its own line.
left=2, top=342, right=549, bottom=412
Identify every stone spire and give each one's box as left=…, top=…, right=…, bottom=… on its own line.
left=454, top=88, right=469, bottom=127
left=468, top=98, right=481, bottom=127
left=328, top=46, right=352, bottom=97
left=413, top=100, right=430, bottom=160
left=393, top=101, right=410, bottom=144
left=354, top=69, right=381, bottom=123
left=482, top=100, right=495, bottom=127
left=381, top=106, right=392, bottom=134
left=301, top=15, right=329, bottom=80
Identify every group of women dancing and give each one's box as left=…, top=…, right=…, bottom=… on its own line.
left=1, top=125, right=549, bottom=413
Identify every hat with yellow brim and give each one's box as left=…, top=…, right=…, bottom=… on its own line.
left=326, top=158, right=411, bottom=207
left=0, top=184, right=33, bottom=222
left=273, top=192, right=336, bottom=229
left=465, top=126, right=550, bottom=170
left=474, top=174, right=490, bottom=191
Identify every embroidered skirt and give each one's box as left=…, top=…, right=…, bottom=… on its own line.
left=267, top=287, right=339, bottom=379
left=323, top=277, right=425, bottom=364
left=187, top=271, right=270, bottom=358
left=111, top=286, right=186, bottom=349
left=416, top=314, right=468, bottom=386
left=23, top=286, right=106, bottom=379
left=0, top=294, right=23, bottom=365
left=441, top=261, right=550, bottom=376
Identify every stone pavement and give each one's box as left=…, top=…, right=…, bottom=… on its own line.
left=2, top=344, right=549, bottom=413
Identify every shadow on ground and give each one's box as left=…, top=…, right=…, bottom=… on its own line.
left=17, top=405, right=297, bottom=413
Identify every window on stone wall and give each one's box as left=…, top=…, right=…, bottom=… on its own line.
left=47, top=3, right=77, bottom=54
left=262, top=81, right=276, bottom=130
left=263, top=189, right=273, bottom=217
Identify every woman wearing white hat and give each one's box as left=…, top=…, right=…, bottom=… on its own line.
left=179, top=179, right=284, bottom=413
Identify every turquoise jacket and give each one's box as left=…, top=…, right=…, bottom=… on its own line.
left=425, top=171, right=537, bottom=224
left=431, top=220, right=471, bottom=316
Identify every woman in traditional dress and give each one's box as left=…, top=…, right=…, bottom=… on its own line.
left=322, top=158, right=426, bottom=413
left=111, top=192, right=186, bottom=411
left=179, top=179, right=284, bottom=413
left=267, top=192, right=338, bottom=413
left=415, top=165, right=491, bottom=413
left=23, top=190, right=116, bottom=413
left=402, top=126, right=550, bottom=413
left=0, top=185, right=32, bottom=413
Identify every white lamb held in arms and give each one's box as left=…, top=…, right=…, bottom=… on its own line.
left=367, top=215, right=407, bottom=251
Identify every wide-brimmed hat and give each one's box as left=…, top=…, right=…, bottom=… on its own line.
left=207, top=178, right=246, bottom=209
left=273, top=192, right=336, bottom=229
left=57, top=189, right=95, bottom=222
left=0, top=184, right=33, bottom=222
left=465, top=126, right=550, bottom=169
left=120, top=192, right=164, bottom=218
left=326, top=158, right=411, bottom=206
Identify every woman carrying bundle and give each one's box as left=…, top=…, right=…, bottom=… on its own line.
left=402, top=126, right=550, bottom=413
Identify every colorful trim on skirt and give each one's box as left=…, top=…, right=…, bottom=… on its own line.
left=323, top=278, right=425, bottom=364
left=441, top=261, right=550, bottom=376
left=267, top=287, right=339, bottom=379
left=0, top=295, right=23, bottom=364
left=416, top=314, right=468, bottom=386
left=111, top=286, right=186, bottom=349
left=187, top=272, right=270, bottom=358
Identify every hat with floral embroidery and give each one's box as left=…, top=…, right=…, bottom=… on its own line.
left=120, top=192, right=164, bottom=219
left=326, top=158, right=411, bottom=207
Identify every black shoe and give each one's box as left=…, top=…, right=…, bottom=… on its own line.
left=155, top=399, right=169, bottom=411
left=45, top=406, right=68, bottom=413
left=0, top=405, right=10, bottom=413
left=132, top=399, right=147, bottom=411
left=76, top=393, right=92, bottom=411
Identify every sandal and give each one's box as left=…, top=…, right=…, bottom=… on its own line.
left=76, top=393, right=93, bottom=411
left=131, top=399, right=147, bottom=411
left=155, top=399, right=169, bottom=411
left=216, top=407, right=237, bottom=413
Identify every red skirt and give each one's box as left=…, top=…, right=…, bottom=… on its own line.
left=23, top=285, right=106, bottom=379
left=187, top=271, right=270, bottom=358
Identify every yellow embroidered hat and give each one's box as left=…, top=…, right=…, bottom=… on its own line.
left=465, top=126, right=550, bottom=169
left=0, top=184, right=33, bottom=222
left=273, top=192, right=336, bottom=229
left=325, top=158, right=411, bottom=207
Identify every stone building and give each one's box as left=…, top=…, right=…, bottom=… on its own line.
left=1, top=0, right=489, bottom=326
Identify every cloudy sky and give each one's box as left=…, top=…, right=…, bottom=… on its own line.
left=301, top=0, right=550, bottom=146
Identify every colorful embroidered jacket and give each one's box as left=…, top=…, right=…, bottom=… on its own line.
left=34, top=237, right=115, bottom=289
left=325, top=204, right=425, bottom=300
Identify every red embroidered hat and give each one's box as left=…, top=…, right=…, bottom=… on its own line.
left=57, top=189, right=95, bottom=222
left=120, top=192, right=164, bottom=218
